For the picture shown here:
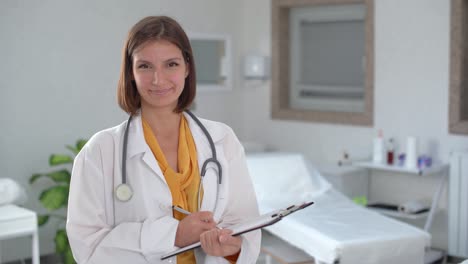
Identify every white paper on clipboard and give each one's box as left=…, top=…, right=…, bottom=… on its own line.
left=161, top=201, right=314, bottom=260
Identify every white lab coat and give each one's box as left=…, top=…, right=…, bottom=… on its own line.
left=66, top=112, right=261, bottom=264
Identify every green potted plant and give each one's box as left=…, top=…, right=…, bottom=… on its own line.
left=30, top=139, right=87, bottom=264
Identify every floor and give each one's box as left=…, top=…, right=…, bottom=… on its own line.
left=2, top=250, right=465, bottom=264
left=1, top=255, right=464, bottom=264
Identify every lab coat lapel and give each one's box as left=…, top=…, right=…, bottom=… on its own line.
left=126, top=114, right=166, bottom=183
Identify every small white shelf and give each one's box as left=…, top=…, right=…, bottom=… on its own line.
left=350, top=160, right=449, bottom=232
left=367, top=207, right=429, bottom=220
left=352, top=161, right=448, bottom=176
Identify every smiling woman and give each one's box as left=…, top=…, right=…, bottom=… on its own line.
left=132, top=40, right=189, bottom=112
left=65, top=15, right=261, bottom=264
left=117, top=16, right=197, bottom=116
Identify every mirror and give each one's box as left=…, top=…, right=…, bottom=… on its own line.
left=189, top=33, right=232, bottom=92
left=272, top=0, right=374, bottom=126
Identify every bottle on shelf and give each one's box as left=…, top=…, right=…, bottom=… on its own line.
left=372, top=129, right=384, bottom=164
left=405, top=137, right=418, bottom=169
left=387, top=138, right=395, bottom=165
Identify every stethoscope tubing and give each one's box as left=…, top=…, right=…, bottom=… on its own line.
left=185, top=110, right=222, bottom=183
left=121, top=115, right=132, bottom=185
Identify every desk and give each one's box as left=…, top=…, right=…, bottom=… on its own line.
left=0, top=205, right=39, bottom=264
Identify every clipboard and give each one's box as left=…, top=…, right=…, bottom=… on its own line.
left=161, top=201, right=314, bottom=260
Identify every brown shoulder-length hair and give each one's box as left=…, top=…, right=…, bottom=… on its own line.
left=117, top=16, right=196, bottom=114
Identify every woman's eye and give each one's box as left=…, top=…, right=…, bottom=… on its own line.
left=138, top=64, right=149, bottom=69
left=168, top=62, right=179, bottom=67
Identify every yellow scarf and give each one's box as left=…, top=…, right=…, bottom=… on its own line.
left=142, top=115, right=201, bottom=264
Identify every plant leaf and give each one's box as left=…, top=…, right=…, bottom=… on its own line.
left=76, top=139, right=87, bottom=152
left=49, top=154, right=73, bottom=166
left=66, top=145, right=78, bottom=154
left=63, top=244, right=76, bottom=264
left=30, top=170, right=70, bottom=184
left=37, top=215, right=50, bottom=226
left=30, top=173, right=43, bottom=184
left=39, top=186, right=69, bottom=211
left=66, top=139, right=87, bottom=155
left=45, top=169, right=71, bottom=183
left=55, top=229, right=68, bottom=253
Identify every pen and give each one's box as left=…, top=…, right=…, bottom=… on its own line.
left=172, top=206, right=222, bottom=226
left=172, top=206, right=191, bottom=215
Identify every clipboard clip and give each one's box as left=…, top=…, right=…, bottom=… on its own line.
left=272, top=201, right=314, bottom=219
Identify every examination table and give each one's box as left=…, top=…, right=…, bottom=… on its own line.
left=246, top=152, right=431, bottom=264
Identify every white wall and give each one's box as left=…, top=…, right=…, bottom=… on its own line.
left=238, top=0, right=468, bottom=251
left=0, top=0, right=243, bottom=261
left=239, top=0, right=468, bottom=171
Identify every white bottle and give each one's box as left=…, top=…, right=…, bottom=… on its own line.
left=405, top=137, right=418, bottom=169
left=373, top=129, right=384, bottom=164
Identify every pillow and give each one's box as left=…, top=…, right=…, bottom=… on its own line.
left=246, top=152, right=330, bottom=206
left=0, top=178, right=27, bottom=206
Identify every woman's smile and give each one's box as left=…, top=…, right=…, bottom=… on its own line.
left=149, top=87, right=174, bottom=96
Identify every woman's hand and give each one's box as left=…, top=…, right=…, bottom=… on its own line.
left=175, top=211, right=216, bottom=247
left=200, top=228, right=241, bottom=257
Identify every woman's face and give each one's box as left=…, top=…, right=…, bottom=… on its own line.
left=132, top=39, right=188, bottom=112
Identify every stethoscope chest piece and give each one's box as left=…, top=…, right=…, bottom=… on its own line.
left=115, top=183, right=133, bottom=202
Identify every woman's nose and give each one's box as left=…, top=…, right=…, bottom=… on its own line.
left=153, top=70, right=160, bottom=85
left=152, top=69, right=162, bottom=85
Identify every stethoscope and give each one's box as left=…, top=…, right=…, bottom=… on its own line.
left=114, top=110, right=222, bottom=212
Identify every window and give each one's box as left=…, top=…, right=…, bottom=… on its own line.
left=271, top=0, right=374, bottom=125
